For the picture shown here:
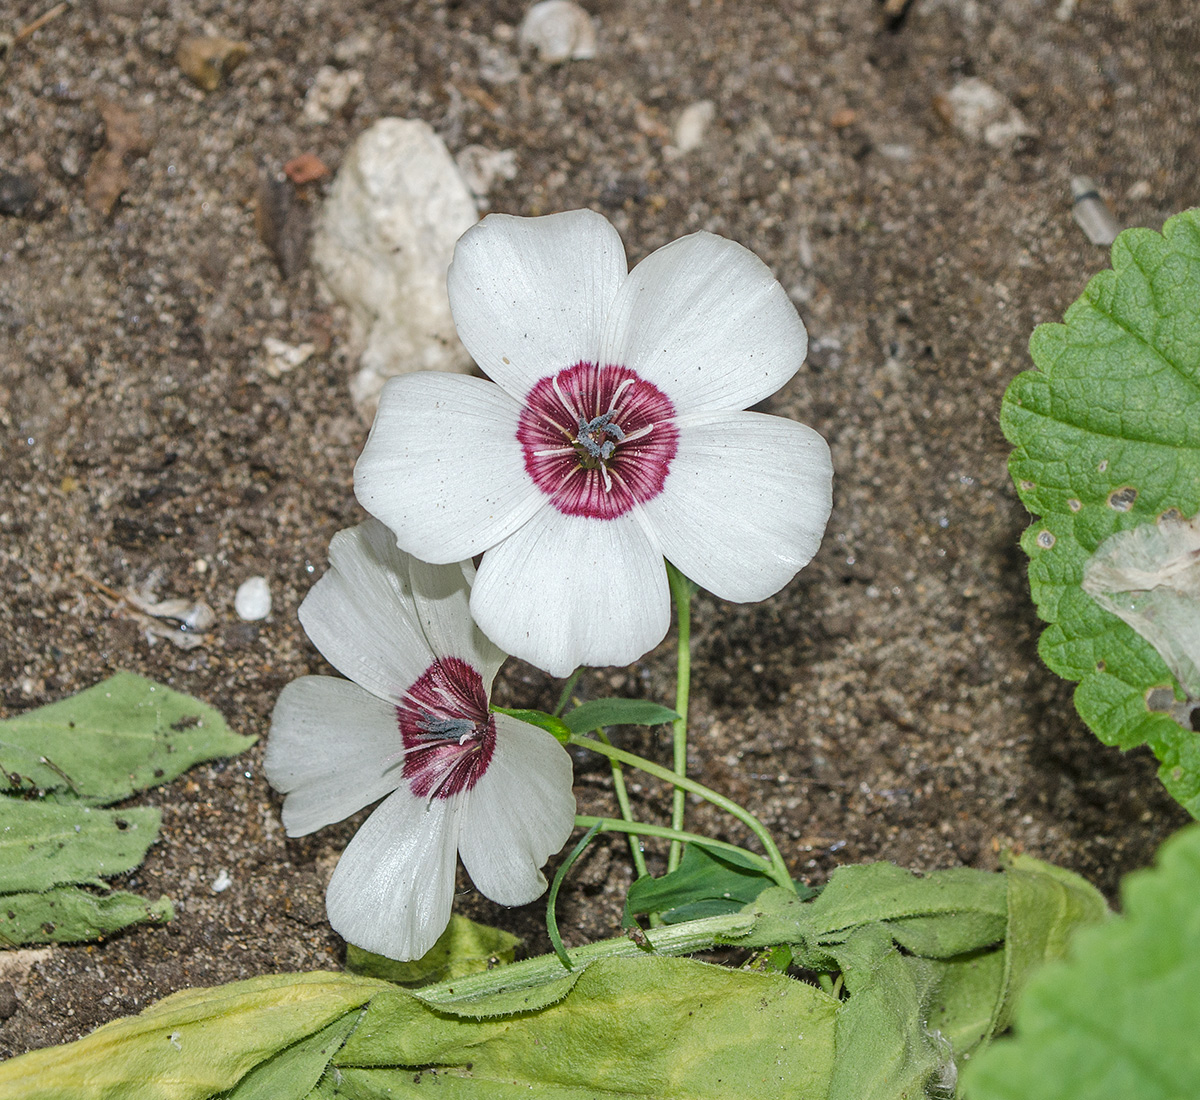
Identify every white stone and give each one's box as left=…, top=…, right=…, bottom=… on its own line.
left=455, top=145, right=519, bottom=199
left=942, top=78, right=1035, bottom=150
left=519, top=1, right=596, bottom=64
left=262, top=336, right=315, bottom=377
left=312, top=119, right=479, bottom=418
left=302, top=66, right=363, bottom=126
left=672, top=100, right=716, bottom=155
left=212, top=869, right=233, bottom=893
left=234, top=576, right=272, bottom=621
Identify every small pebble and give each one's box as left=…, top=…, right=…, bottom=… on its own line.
left=0, top=170, right=36, bottom=217
left=519, top=1, right=596, bottom=63
left=0, top=982, right=17, bottom=1021
left=672, top=100, right=716, bottom=155
left=176, top=36, right=250, bottom=92
left=211, top=869, right=233, bottom=893
left=454, top=145, right=518, bottom=199
left=234, top=576, right=272, bottom=621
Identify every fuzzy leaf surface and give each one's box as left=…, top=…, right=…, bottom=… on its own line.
left=560, top=698, right=681, bottom=734
left=0, top=672, right=255, bottom=805
left=1002, top=209, right=1200, bottom=815
left=962, top=823, right=1200, bottom=1100
left=0, top=886, right=173, bottom=946
left=0, top=800, right=161, bottom=893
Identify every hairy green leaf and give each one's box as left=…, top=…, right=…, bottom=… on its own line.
left=224, top=1012, right=363, bottom=1100
left=0, top=971, right=387, bottom=1100
left=963, top=824, right=1200, bottom=1100
left=1002, top=209, right=1200, bottom=815
left=0, top=800, right=161, bottom=893
left=0, top=672, right=255, bottom=805
left=560, top=698, right=681, bottom=734
left=0, top=886, right=172, bottom=946
left=336, top=956, right=839, bottom=1099
left=346, top=915, right=520, bottom=987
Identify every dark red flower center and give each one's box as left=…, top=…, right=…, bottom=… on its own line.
left=517, top=362, right=679, bottom=520
left=397, top=657, right=495, bottom=800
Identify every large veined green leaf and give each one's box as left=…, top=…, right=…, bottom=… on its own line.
left=0, top=672, right=256, bottom=805
left=1002, top=209, right=1200, bottom=815
left=962, top=823, right=1200, bottom=1100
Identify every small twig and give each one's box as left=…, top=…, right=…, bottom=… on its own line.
left=76, top=571, right=126, bottom=605
left=15, top=2, right=70, bottom=43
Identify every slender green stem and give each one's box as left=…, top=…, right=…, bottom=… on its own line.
left=546, top=822, right=602, bottom=968
left=418, top=909, right=759, bottom=1003
left=595, top=730, right=649, bottom=881
left=552, top=668, right=582, bottom=717
left=666, top=563, right=694, bottom=873
left=574, top=816, right=772, bottom=874
left=568, top=733, right=793, bottom=891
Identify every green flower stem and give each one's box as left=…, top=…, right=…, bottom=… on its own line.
left=666, top=563, right=694, bottom=873
left=552, top=668, right=582, bottom=717
left=574, top=815, right=773, bottom=875
left=594, top=730, right=650, bottom=882
left=418, top=909, right=759, bottom=1004
left=567, top=733, right=793, bottom=891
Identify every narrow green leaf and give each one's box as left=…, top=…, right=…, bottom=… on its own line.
left=963, top=823, right=1200, bottom=1100
left=336, top=956, right=839, bottom=1100
left=1002, top=209, right=1200, bottom=815
left=489, top=707, right=572, bottom=744
left=0, top=886, right=172, bottom=946
left=0, top=971, right=388, bottom=1100
left=624, top=843, right=796, bottom=926
left=0, top=800, right=162, bottom=893
left=0, top=672, right=255, bottom=805
left=546, top=822, right=603, bottom=969
left=560, top=698, right=681, bottom=734
left=346, top=915, right=520, bottom=987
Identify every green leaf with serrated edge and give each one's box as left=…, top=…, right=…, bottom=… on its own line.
left=0, top=672, right=255, bottom=805
left=225, top=1011, right=362, bottom=1100
left=962, top=824, right=1200, bottom=1100
left=0, top=887, right=172, bottom=946
left=346, top=914, right=520, bottom=987
left=560, top=698, right=681, bottom=734
left=488, top=707, right=571, bottom=744
left=0, top=800, right=161, bottom=893
left=335, top=956, right=838, bottom=1100
left=0, top=971, right=388, bottom=1100
left=1002, top=209, right=1200, bottom=816
left=623, top=843, right=808, bottom=926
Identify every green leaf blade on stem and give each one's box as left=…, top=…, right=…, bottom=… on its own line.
left=962, top=823, right=1200, bottom=1100
left=0, top=672, right=255, bottom=805
left=488, top=707, right=572, bottom=744
left=559, top=698, right=680, bottom=735
left=1002, top=209, right=1200, bottom=816
left=0, top=886, right=173, bottom=946
left=0, top=800, right=162, bottom=893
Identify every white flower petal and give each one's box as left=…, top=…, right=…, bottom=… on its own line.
left=643, top=412, right=833, bottom=602
left=355, top=373, right=546, bottom=564
left=447, top=210, right=627, bottom=398
left=299, top=520, right=433, bottom=704
left=470, top=508, right=670, bottom=676
left=459, top=714, right=576, bottom=906
left=408, top=556, right=507, bottom=691
left=325, top=787, right=462, bottom=961
left=264, top=676, right=402, bottom=837
left=600, top=232, right=808, bottom=414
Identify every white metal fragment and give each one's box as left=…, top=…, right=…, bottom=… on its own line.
left=519, top=1, right=597, bottom=64
left=1071, top=176, right=1121, bottom=247
left=1082, top=511, right=1200, bottom=696
left=234, top=576, right=272, bottom=622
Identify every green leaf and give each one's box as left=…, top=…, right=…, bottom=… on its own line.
left=224, top=1012, right=362, bottom=1100
left=0, top=886, right=172, bottom=946
left=560, top=698, right=681, bottom=734
left=1002, top=209, right=1200, bottom=815
left=346, top=915, right=520, bottom=987
left=0, top=971, right=388, bottom=1100
left=0, top=672, right=255, bottom=805
left=336, top=956, right=839, bottom=1099
left=489, top=707, right=572, bottom=744
left=624, top=843, right=808, bottom=926
left=0, top=800, right=162, bottom=893
left=962, top=823, right=1200, bottom=1100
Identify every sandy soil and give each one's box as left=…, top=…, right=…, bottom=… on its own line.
left=1, top=0, right=1195, bottom=1057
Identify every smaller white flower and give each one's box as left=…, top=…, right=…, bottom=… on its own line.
left=264, top=519, right=576, bottom=961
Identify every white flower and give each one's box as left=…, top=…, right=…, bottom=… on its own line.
left=355, top=209, right=834, bottom=677
left=263, top=519, right=576, bottom=961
